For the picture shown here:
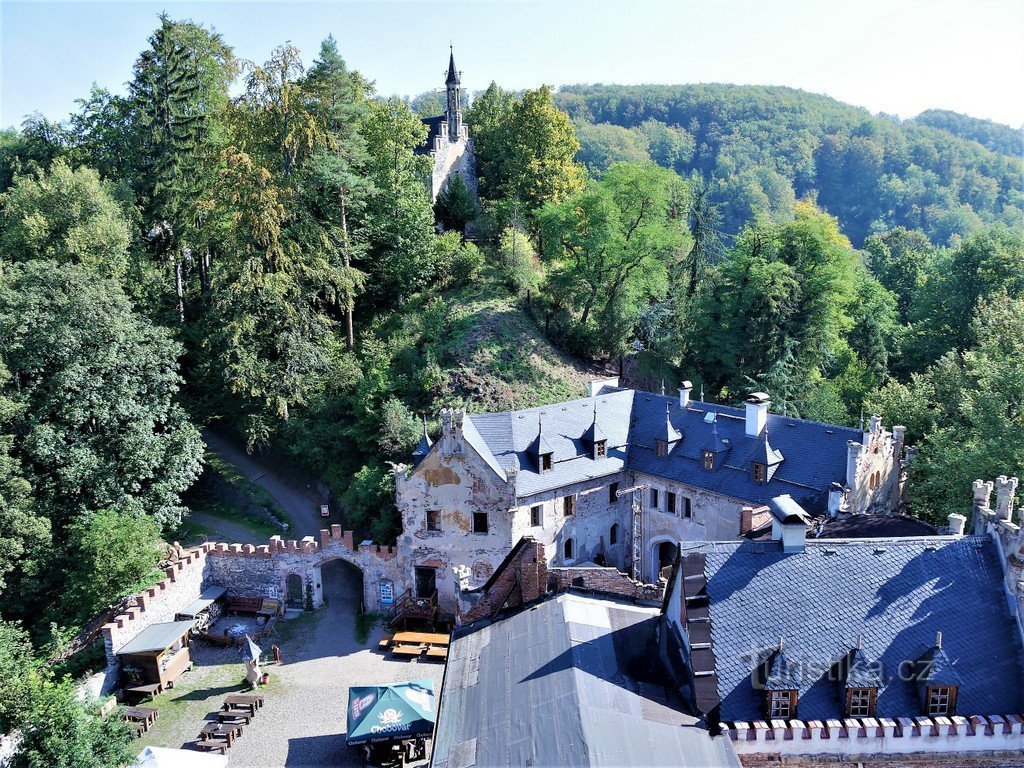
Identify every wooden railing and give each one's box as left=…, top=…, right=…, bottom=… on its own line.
left=387, top=589, right=439, bottom=629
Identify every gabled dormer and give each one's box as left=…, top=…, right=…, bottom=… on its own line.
left=757, top=638, right=800, bottom=720
left=750, top=429, right=784, bottom=483
left=700, top=416, right=730, bottom=470
left=655, top=403, right=682, bottom=458
left=915, top=632, right=962, bottom=717
left=834, top=636, right=882, bottom=717
left=529, top=414, right=554, bottom=473
left=582, top=401, right=608, bottom=460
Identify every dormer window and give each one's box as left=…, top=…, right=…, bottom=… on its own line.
left=753, top=462, right=767, bottom=483
left=926, top=685, right=955, bottom=716
left=595, top=440, right=606, bottom=458
left=702, top=451, right=714, bottom=470
left=656, top=439, right=668, bottom=458
left=847, top=687, right=876, bottom=717
left=768, top=690, right=795, bottom=719
left=541, top=452, right=553, bottom=472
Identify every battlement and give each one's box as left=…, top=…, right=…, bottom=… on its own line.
left=200, top=529, right=399, bottom=563
left=726, top=714, right=1024, bottom=757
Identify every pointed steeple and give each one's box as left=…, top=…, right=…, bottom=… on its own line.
left=529, top=412, right=554, bottom=471
left=658, top=402, right=682, bottom=445
left=446, top=46, right=460, bottom=86
left=412, top=414, right=434, bottom=465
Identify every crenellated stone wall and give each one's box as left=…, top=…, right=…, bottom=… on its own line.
left=845, top=416, right=907, bottom=515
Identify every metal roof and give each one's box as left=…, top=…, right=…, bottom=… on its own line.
left=691, top=535, right=1024, bottom=721
left=117, top=620, right=194, bottom=655
left=177, top=586, right=227, bottom=619
left=455, top=388, right=862, bottom=511
left=431, top=592, right=740, bottom=768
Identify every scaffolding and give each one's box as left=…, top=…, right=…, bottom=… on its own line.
left=616, top=483, right=649, bottom=581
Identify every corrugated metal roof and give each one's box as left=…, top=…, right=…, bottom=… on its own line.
left=117, top=620, right=194, bottom=655
left=177, top=585, right=227, bottom=618
left=431, top=593, right=739, bottom=768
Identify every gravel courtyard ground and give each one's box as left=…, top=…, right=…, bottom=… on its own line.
left=136, top=561, right=445, bottom=768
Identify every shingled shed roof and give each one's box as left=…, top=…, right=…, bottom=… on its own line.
left=432, top=592, right=740, bottom=768
left=117, top=620, right=194, bottom=655
left=462, top=388, right=860, bottom=509
left=690, top=535, right=1024, bottom=721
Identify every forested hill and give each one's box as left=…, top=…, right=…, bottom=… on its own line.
left=912, top=108, right=1024, bottom=157
left=555, top=83, right=1024, bottom=245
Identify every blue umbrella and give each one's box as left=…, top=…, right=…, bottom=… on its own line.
left=346, top=680, right=435, bottom=745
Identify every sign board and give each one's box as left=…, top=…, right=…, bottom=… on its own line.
left=379, top=581, right=394, bottom=606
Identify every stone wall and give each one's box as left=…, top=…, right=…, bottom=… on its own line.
left=427, top=131, right=477, bottom=203
left=548, top=565, right=663, bottom=603
left=846, top=417, right=905, bottom=515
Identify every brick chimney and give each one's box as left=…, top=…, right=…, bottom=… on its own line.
left=679, top=381, right=693, bottom=409
left=744, top=392, right=770, bottom=437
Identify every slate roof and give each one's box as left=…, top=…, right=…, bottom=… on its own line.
left=689, top=535, right=1024, bottom=721
left=431, top=592, right=740, bottom=768
left=117, top=620, right=194, bottom=655
left=177, top=586, right=227, bottom=619
left=415, top=116, right=445, bottom=155
left=457, top=388, right=861, bottom=509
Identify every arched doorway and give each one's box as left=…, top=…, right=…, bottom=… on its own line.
left=286, top=573, right=304, bottom=609
left=648, top=538, right=678, bottom=582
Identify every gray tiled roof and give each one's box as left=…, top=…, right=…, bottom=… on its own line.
left=461, top=388, right=861, bottom=508
left=117, top=620, right=194, bottom=655
left=690, top=535, right=1024, bottom=721
left=431, top=592, right=740, bottom=768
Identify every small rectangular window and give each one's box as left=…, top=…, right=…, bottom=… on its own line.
left=530, top=505, right=542, bottom=527
left=769, top=691, right=793, bottom=719
left=683, top=496, right=692, bottom=519
left=667, top=492, right=677, bottom=515
left=650, top=488, right=659, bottom=509
left=563, top=495, right=576, bottom=517
left=753, top=463, right=767, bottom=483
left=703, top=451, right=714, bottom=470
left=426, top=510, right=439, bottom=532
left=472, top=512, right=488, bottom=534
left=595, top=440, right=606, bottom=458
left=928, top=686, right=952, bottom=716
left=541, top=453, right=553, bottom=472
left=848, top=688, right=873, bottom=717
left=608, top=482, right=619, bottom=504
left=656, top=440, right=668, bottom=458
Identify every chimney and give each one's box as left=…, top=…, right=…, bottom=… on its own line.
left=947, top=513, right=967, bottom=537
left=679, top=381, right=693, bottom=409
left=995, top=476, right=1019, bottom=523
left=744, top=392, right=770, bottom=437
left=769, top=494, right=809, bottom=553
left=588, top=377, right=619, bottom=397
left=973, top=478, right=995, bottom=535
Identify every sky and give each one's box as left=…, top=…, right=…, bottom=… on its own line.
left=2, top=0, right=1023, bottom=130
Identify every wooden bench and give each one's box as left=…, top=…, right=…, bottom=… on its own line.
left=425, top=646, right=448, bottom=661
left=391, top=644, right=424, bottom=658
left=200, top=721, right=240, bottom=746
left=191, top=738, right=229, bottom=754
left=217, top=711, right=251, bottom=725
left=229, top=596, right=264, bottom=615
left=378, top=634, right=394, bottom=650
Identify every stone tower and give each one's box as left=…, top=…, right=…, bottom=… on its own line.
left=445, top=47, right=463, bottom=142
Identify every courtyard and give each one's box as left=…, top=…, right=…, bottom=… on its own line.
left=133, top=560, right=446, bottom=768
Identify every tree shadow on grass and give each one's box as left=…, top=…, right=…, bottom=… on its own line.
left=169, top=682, right=246, bottom=703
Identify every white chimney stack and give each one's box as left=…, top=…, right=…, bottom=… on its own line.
left=744, top=392, right=771, bottom=437
left=679, top=381, right=693, bottom=409
left=947, top=513, right=967, bottom=536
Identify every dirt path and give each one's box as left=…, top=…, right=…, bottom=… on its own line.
left=186, top=511, right=266, bottom=546
left=203, top=430, right=327, bottom=538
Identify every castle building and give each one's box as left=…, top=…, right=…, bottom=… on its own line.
left=416, top=48, right=477, bottom=203
left=395, top=379, right=907, bottom=616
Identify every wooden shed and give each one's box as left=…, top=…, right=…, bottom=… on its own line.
left=118, top=620, right=194, bottom=690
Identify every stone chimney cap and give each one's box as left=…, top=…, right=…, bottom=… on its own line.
left=679, top=380, right=693, bottom=391
left=746, top=392, right=771, bottom=405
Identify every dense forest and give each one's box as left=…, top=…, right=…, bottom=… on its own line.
left=0, top=16, right=1022, bottom=765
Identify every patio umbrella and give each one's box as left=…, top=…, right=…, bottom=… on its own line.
left=346, top=679, right=436, bottom=745
left=239, top=634, right=262, bottom=662
left=135, top=745, right=227, bottom=767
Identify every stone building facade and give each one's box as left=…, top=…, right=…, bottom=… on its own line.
left=392, top=380, right=909, bottom=615
left=417, top=49, right=477, bottom=203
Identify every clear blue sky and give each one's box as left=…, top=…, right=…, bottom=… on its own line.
left=2, top=0, right=1023, bottom=130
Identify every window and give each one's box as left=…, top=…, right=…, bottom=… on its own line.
left=609, top=482, right=619, bottom=504
left=683, top=496, right=692, bottom=519
left=650, top=488, right=659, bottom=509
left=610, top=524, right=618, bottom=545
left=702, top=451, right=714, bottom=470
left=656, top=439, right=668, bottom=458
left=426, top=510, right=440, bottom=532
left=927, top=686, right=953, bottom=716
left=753, top=463, right=767, bottom=483
left=667, top=492, right=677, bottom=515
left=563, top=495, right=576, bottom=517
left=768, top=691, right=794, bottom=719
left=541, top=453, right=553, bottom=472
left=563, top=537, right=574, bottom=561
left=847, top=688, right=874, bottom=717
left=530, top=505, right=542, bottom=527
left=595, top=440, right=607, bottom=458
left=472, top=512, right=488, bottom=534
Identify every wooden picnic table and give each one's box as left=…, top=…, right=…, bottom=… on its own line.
left=217, top=710, right=251, bottom=725
left=222, top=694, right=262, bottom=716
left=124, top=683, right=162, bottom=703
left=123, top=706, right=158, bottom=726
left=200, top=721, right=241, bottom=746
left=392, top=631, right=449, bottom=647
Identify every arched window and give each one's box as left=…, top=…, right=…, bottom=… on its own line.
left=564, top=537, right=574, bottom=561
left=610, top=524, right=618, bottom=546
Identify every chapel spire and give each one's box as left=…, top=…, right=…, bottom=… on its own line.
left=446, top=46, right=460, bottom=86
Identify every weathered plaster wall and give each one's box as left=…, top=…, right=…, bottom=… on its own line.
left=846, top=417, right=905, bottom=515
left=427, top=131, right=477, bottom=203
